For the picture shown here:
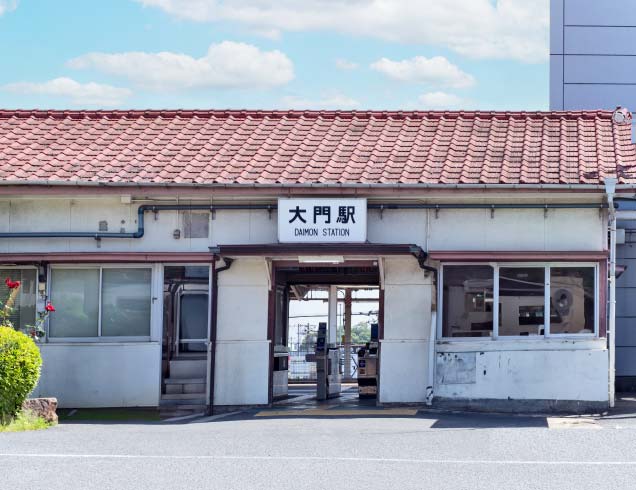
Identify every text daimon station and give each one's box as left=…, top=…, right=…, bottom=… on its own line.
left=277, top=198, right=367, bottom=243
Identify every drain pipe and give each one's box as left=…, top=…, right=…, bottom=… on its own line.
left=207, top=256, right=234, bottom=416
left=0, top=204, right=275, bottom=240
left=411, top=246, right=437, bottom=406
left=0, top=202, right=608, bottom=240
left=606, top=178, right=617, bottom=408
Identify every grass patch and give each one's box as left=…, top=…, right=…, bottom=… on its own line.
left=0, top=410, right=52, bottom=433
left=58, top=408, right=161, bottom=423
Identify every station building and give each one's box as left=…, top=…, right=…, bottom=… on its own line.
left=0, top=109, right=632, bottom=413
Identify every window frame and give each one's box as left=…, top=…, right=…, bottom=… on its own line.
left=47, top=264, right=154, bottom=342
left=0, top=265, right=39, bottom=329
left=438, top=261, right=599, bottom=341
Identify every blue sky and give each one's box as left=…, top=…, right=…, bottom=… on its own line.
left=0, top=0, right=549, bottom=111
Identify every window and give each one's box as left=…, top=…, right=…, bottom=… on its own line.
left=442, top=265, right=494, bottom=338
left=499, top=267, right=545, bottom=337
left=440, top=263, right=598, bottom=339
left=49, top=266, right=152, bottom=338
left=0, top=267, right=37, bottom=330
left=550, top=267, right=595, bottom=334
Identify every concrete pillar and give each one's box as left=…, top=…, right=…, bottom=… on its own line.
left=328, top=285, right=338, bottom=345
left=344, top=289, right=352, bottom=380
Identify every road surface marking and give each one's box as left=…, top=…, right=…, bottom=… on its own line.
left=547, top=417, right=602, bottom=429
left=1, top=453, right=636, bottom=466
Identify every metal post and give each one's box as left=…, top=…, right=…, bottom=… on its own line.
left=344, top=289, right=352, bottom=381
left=606, top=178, right=617, bottom=409
left=328, top=285, right=338, bottom=345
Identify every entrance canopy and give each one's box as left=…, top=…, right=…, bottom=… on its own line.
left=210, top=243, right=426, bottom=263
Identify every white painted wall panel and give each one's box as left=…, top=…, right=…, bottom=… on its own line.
left=379, top=340, right=429, bottom=403
left=217, top=286, right=269, bottom=341
left=213, top=341, right=269, bottom=406
left=210, top=210, right=277, bottom=246
left=383, top=285, right=431, bottom=341
left=564, top=0, right=636, bottom=26
left=217, top=259, right=269, bottom=287
left=33, top=343, right=161, bottom=408
left=367, top=209, right=428, bottom=245
left=0, top=198, right=605, bottom=254
left=383, top=257, right=430, bottom=286
left=544, top=209, right=605, bottom=250
left=435, top=348, right=608, bottom=402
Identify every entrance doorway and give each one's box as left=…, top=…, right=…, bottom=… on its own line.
left=270, top=264, right=382, bottom=407
left=160, top=265, right=211, bottom=416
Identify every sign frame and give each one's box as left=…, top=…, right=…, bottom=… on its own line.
left=277, top=198, right=367, bottom=244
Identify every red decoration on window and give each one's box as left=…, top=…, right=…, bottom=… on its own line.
left=44, top=303, right=55, bottom=312
left=4, top=277, right=20, bottom=289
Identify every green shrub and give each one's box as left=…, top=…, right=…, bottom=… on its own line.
left=0, top=326, right=42, bottom=424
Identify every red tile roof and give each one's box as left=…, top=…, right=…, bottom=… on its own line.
left=0, top=109, right=634, bottom=187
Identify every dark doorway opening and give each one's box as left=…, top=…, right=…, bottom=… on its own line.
left=270, top=264, right=382, bottom=407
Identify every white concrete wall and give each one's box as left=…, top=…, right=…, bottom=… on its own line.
left=214, top=259, right=270, bottom=406
left=33, top=343, right=162, bottom=408
left=435, top=340, right=608, bottom=402
left=0, top=195, right=609, bottom=407
left=379, top=257, right=433, bottom=403
left=0, top=198, right=606, bottom=253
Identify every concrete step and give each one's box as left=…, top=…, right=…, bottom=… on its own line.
left=169, top=359, right=207, bottom=379
left=164, top=377, right=206, bottom=395
left=164, top=377, right=206, bottom=385
left=161, top=393, right=206, bottom=401
left=170, top=403, right=208, bottom=413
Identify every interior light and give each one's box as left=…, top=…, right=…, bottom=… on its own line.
left=298, top=256, right=345, bottom=264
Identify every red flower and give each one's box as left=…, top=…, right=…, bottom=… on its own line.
left=4, top=277, right=20, bottom=289
left=45, top=303, right=55, bottom=312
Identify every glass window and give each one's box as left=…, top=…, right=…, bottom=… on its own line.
left=550, top=267, right=595, bottom=334
left=442, top=265, right=494, bottom=338
left=0, top=268, right=37, bottom=330
left=49, top=269, right=100, bottom=337
left=499, top=267, right=545, bottom=337
left=101, top=268, right=152, bottom=336
left=49, top=267, right=152, bottom=339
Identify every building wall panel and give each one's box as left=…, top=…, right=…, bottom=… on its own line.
left=435, top=347, right=608, bottom=402
left=213, top=340, right=269, bottom=406
left=33, top=343, right=161, bottom=408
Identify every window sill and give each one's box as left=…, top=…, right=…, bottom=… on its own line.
left=436, top=337, right=606, bottom=352
left=44, top=338, right=158, bottom=346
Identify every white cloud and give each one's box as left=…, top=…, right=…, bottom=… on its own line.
left=371, top=56, right=474, bottom=88
left=417, top=91, right=469, bottom=110
left=2, top=77, right=132, bottom=107
left=335, top=59, right=359, bottom=71
left=281, top=93, right=360, bottom=110
left=68, top=41, right=294, bottom=90
left=135, top=0, right=549, bottom=63
left=0, top=0, right=17, bottom=16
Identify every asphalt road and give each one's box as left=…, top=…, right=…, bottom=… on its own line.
left=3, top=409, right=636, bottom=490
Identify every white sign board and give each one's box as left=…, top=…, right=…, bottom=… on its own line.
left=278, top=198, right=367, bottom=243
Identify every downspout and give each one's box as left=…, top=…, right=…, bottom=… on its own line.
left=207, top=256, right=234, bottom=416
left=606, top=178, right=617, bottom=409
left=411, top=245, right=437, bottom=406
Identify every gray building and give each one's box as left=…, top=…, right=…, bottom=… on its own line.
left=551, top=0, right=636, bottom=390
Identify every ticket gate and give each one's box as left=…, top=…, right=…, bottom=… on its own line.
left=315, top=322, right=342, bottom=400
